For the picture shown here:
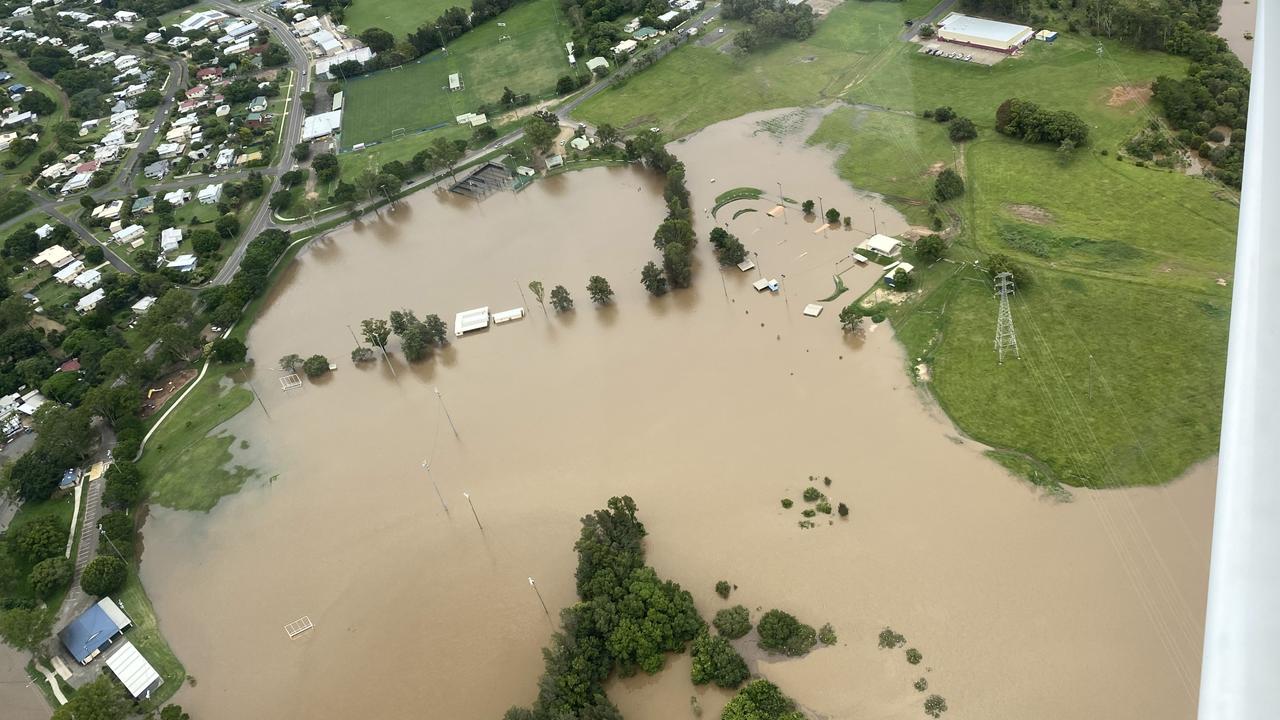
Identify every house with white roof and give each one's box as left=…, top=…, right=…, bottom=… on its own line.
left=132, top=296, right=157, bottom=314
left=165, top=254, right=197, bottom=272
left=114, top=10, right=140, bottom=23
left=60, top=172, right=93, bottom=194
left=160, top=227, right=182, bottom=253
left=73, top=268, right=102, bottom=289
left=112, top=224, right=145, bottom=244
left=76, top=288, right=106, bottom=314
left=53, top=259, right=85, bottom=283
left=197, top=183, right=223, bottom=204
left=163, top=188, right=190, bottom=206
left=167, top=35, right=190, bottom=48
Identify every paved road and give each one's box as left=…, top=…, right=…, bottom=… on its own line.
left=900, top=0, right=959, bottom=41
left=209, top=0, right=311, bottom=285
left=106, top=58, right=188, bottom=197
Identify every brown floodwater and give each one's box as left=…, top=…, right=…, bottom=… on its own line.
left=139, top=110, right=1214, bottom=720
left=1217, top=0, right=1256, bottom=68
left=0, top=644, right=48, bottom=720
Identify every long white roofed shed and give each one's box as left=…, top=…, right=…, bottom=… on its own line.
left=105, top=641, right=162, bottom=699
left=454, top=307, right=490, bottom=336
left=936, top=13, right=1033, bottom=53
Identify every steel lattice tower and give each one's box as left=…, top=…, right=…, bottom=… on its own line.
left=994, top=272, right=1020, bottom=363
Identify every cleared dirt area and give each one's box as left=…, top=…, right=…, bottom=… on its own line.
left=141, top=368, right=200, bottom=419
left=1006, top=203, right=1054, bottom=224
left=1107, top=84, right=1153, bottom=107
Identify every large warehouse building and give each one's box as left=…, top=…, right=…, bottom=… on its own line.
left=936, top=13, right=1034, bottom=53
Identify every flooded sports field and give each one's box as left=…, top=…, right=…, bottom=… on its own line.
left=140, top=111, right=1214, bottom=720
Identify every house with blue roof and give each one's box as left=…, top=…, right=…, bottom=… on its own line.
left=58, top=597, right=132, bottom=665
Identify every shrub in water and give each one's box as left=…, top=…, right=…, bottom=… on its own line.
left=914, top=677, right=929, bottom=692
left=837, top=502, right=849, bottom=518
left=713, top=605, right=752, bottom=639
left=816, top=500, right=832, bottom=514
left=802, top=487, right=822, bottom=502
left=906, top=648, right=922, bottom=664
left=715, top=580, right=731, bottom=599
left=925, top=694, right=948, bottom=718
left=818, top=623, right=837, bottom=645
left=781, top=498, right=793, bottom=509
left=878, top=627, right=905, bottom=649
left=801, top=509, right=816, bottom=518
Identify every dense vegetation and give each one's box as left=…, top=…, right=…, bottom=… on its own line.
left=506, top=497, right=703, bottom=719
left=756, top=608, right=817, bottom=656
left=964, top=0, right=1248, bottom=185
left=723, top=0, right=817, bottom=52
left=626, top=133, right=695, bottom=293
left=721, top=679, right=804, bottom=720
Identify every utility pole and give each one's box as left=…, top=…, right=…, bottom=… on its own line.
left=516, top=279, right=529, bottom=310
left=994, top=272, right=1020, bottom=363
left=435, top=387, right=459, bottom=439
left=347, top=324, right=362, bottom=348
left=529, top=577, right=551, bottom=619
left=98, top=524, right=126, bottom=560
left=462, top=492, right=483, bottom=531
left=421, top=461, right=449, bottom=515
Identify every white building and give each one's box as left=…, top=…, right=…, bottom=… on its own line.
left=300, top=110, right=342, bottom=141
left=214, top=147, right=236, bottom=168
left=160, top=227, right=182, bottom=253
left=197, top=183, right=223, bottom=204
left=131, top=296, right=157, bottom=314
left=177, top=9, right=227, bottom=32
left=612, top=39, right=638, bottom=55
left=76, top=288, right=106, bottom=314
left=60, top=172, right=93, bottom=194
left=165, top=254, right=197, bottom=273
left=53, top=259, right=85, bottom=283
left=113, top=10, right=141, bottom=23
left=112, top=225, right=145, bottom=244
left=33, top=245, right=74, bottom=268
left=72, top=268, right=102, bottom=289
left=935, top=12, right=1034, bottom=53
left=155, top=142, right=183, bottom=158
left=315, top=47, right=373, bottom=78
left=163, top=188, right=190, bottom=206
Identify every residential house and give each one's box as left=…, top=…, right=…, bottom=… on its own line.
left=111, top=224, right=145, bottom=244
left=165, top=254, right=197, bottom=272
left=162, top=188, right=190, bottom=206
left=72, top=268, right=102, bottom=289
left=32, top=245, right=74, bottom=268
left=60, top=172, right=93, bottom=194
left=53, top=259, right=85, bottom=283
left=131, top=296, right=157, bottom=314
left=113, top=10, right=141, bottom=23
left=143, top=159, right=170, bottom=179
left=160, top=227, right=182, bottom=253
left=75, top=287, right=107, bottom=314
left=197, top=183, right=223, bottom=204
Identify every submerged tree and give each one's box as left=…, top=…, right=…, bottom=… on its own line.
left=528, top=280, right=547, bottom=316
left=586, top=276, right=614, bottom=304
left=550, top=285, right=574, bottom=312
left=361, top=318, right=392, bottom=354
left=641, top=261, right=668, bottom=296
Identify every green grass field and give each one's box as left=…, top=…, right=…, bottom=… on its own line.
left=0, top=51, right=70, bottom=196
left=341, top=0, right=570, bottom=148
left=577, top=3, right=1235, bottom=486
left=137, top=363, right=256, bottom=511
left=343, top=0, right=461, bottom=37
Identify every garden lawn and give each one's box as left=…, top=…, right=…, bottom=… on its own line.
left=343, top=0, right=461, bottom=37
left=136, top=363, right=256, bottom=511
left=340, top=0, right=569, bottom=148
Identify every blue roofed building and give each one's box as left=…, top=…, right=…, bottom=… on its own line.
left=58, top=597, right=133, bottom=665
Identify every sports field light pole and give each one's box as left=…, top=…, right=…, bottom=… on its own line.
left=462, top=492, right=483, bottom=531
left=529, top=577, right=551, bottom=618
left=421, top=461, right=449, bottom=515
left=777, top=181, right=787, bottom=224
left=435, top=387, right=459, bottom=439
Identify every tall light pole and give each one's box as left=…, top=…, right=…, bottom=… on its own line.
left=529, top=577, right=551, bottom=619
left=422, top=461, right=448, bottom=515
left=777, top=181, right=787, bottom=224
left=435, top=387, right=459, bottom=439
left=462, top=491, right=483, bottom=531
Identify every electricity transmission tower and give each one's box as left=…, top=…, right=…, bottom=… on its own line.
left=994, top=272, right=1020, bottom=363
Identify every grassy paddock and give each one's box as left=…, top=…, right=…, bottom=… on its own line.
left=136, top=363, right=255, bottom=511
left=343, top=0, right=460, bottom=37
left=341, top=0, right=569, bottom=148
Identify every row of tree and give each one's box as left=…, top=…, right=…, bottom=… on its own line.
left=625, top=133, right=698, bottom=296
left=724, top=0, right=817, bottom=53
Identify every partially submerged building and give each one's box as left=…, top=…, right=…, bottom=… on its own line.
left=58, top=597, right=132, bottom=665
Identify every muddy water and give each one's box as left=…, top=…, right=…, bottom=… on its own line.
left=1217, top=0, right=1256, bottom=68
left=0, top=645, right=48, bottom=720
left=139, top=110, right=1213, bottom=720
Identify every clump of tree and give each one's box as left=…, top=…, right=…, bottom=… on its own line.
left=586, top=276, right=614, bottom=305
left=302, top=355, right=330, bottom=378
left=549, top=285, right=574, bottom=312
left=626, top=132, right=695, bottom=290
left=933, top=168, right=964, bottom=202
left=925, top=694, right=949, bottom=718
left=724, top=0, right=817, bottom=52
left=948, top=117, right=977, bottom=142
left=641, top=261, right=668, bottom=296
left=916, top=234, right=946, bottom=262
left=802, top=486, right=822, bottom=502
left=388, top=309, right=448, bottom=362
left=81, top=555, right=127, bottom=597
left=51, top=675, right=130, bottom=720
left=906, top=647, right=922, bottom=664
left=756, top=609, right=817, bottom=656
left=914, top=677, right=929, bottom=692
left=715, top=580, right=732, bottom=599
left=721, top=679, right=801, bottom=720
left=690, top=630, right=749, bottom=688
left=709, top=228, right=749, bottom=266
left=801, top=199, right=815, bottom=215
left=824, top=207, right=841, bottom=225
left=818, top=623, right=838, bottom=645
left=878, top=626, right=906, bottom=649
left=995, top=98, right=1089, bottom=149
left=839, top=304, right=864, bottom=333
left=504, top=497, right=704, bottom=718
left=714, top=605, right=753, bottom=639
